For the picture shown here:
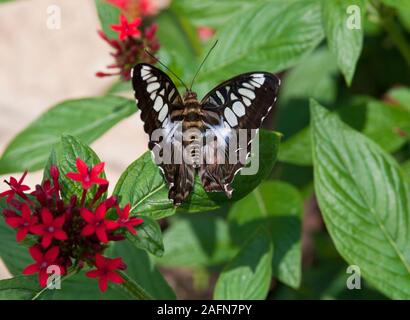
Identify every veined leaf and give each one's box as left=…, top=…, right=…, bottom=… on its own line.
left=321, top=0, right=365, bottom=85
left=214, top=230, right=273, bottom=300
left=228, top=181, right=303, bottom=289
left=0, top=96, right=135, bottom=174
left=311, top=99, right=410, bottom=299
left=126, top=216, right=164, bottom=257
left=113, top=130, right=281, bottom=216
left=196, top=0, right=324, bottom=95
left=43, top=135, right=106, bottom=204
left=279, top=99, right=410, bottom=166
left=0, top=276, right=46, bottom=300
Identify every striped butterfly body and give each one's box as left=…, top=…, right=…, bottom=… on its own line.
left=132, top=63, right=280, bottom=206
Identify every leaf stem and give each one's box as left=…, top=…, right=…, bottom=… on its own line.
left=117, top=270, right=154, bottom=300
left=377, top=3, right=410, bottom=66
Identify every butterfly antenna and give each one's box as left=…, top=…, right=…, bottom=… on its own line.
left=144, top=49, right=189, bottom=91
left=189, top=40, right=218, bottom=91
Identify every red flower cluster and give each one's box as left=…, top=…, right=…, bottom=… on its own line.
left=1, top=159, right=143, bottom=292
left=96, top=1, right=160, bottom=81
left=107, top=0, right=159, bottom=18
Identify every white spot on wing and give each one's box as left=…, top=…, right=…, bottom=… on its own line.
left=142, top=65, right=151, bottom=70
left=238, top=88, right=255, bottom=99
left=141, top=68, right=150, bottom=77
left=146, top=76, right=157, bottom=83
left=216, top=91, right=225, bottom=104
left=224, top=108, right=238, bottom=127
left=230, top=93, right=238, bottom=100
left=243, top=97, right=251, bottom=107
left=169, top=88, right=175, bottom=100
left=147, top=82, right=160, bottom=93
left=252, top=75, right=265, bottom=85
left=232, top=101, right=245, bottom=117
left=242, top=82, right=255, bottom=89
left=153, top=96, right=163, bottom=111
left=158, top=104, right=168, bottom=122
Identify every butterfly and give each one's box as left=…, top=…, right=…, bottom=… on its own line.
left=131, top=62, right=280, bottom=206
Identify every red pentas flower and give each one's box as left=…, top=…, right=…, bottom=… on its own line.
left=116, top=204, right=143, bottom=234
left=81, top=203, right=119, bottom=243
left=23, top=246, right=64, bottom=288
left=111, top=14, right=142, bottom=40
left=86, top=254, right=125, bottom=292
left=96, top=4, right=160, bottom=81
left=31, top=208, right=68, bottom=248
left=107, top=0, right=160, bottom=18
left=1, top=159, right=143, bottom=292
left=5, top=203, right=37, bottom=241
left=66, top=158, right=108, bottom=190
left=0, top=171, right=30, bottom=202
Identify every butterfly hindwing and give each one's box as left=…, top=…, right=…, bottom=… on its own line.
left=199, top=72, right=280, bottom=196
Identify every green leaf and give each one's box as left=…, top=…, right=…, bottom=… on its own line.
left=321, top=0, right=365, bottom=85
left=311, top=99, right=410, bottom=299
left=229, top=181, right=302, bottom=288
left=279, top=98, right=410, bottom=166
left=0, top=199, right=32, bottom=275
left=172, top=0, right=272, bottom=29
left=126, top=216, right=164, bottom=257
left=157, top=214, right=237, bottom=267
left=45, top=135, right=106, bottom=203
left=114, top=130, right=281, bottom=216
left=0, top=276, right=45, bottom=300
left=0, top=96, right=135, bottom=174
left=214, top=230, right=273, bottom=300
left=157, top=7, right=202, bottom=76
left=94, top=0, right=121, bottom=39
left=388, top=86, right=410, bottom=112
left=196, top=0, right=323, bottom=94
left=108, top=241, right=176, bottom=299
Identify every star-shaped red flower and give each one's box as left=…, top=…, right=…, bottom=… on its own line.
left=86, top=254, right=125, bottom=292
left=66, top=158, right=108, bottom=190
left=0, top=171, right=30, bottom=202
left=81, top=204, right=118, bottom=243
left=116, top=204, right=143, bottom=235
left=111, top=15, right=142, bottom=40
left=23, top=246, right=63, bottom=288
left=5, top=203, right=37, bottom=241
left=31, top=208, right=68, bottom=248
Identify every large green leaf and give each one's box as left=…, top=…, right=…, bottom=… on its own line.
left=113, top=130, right=281, bottom=217
left=94, top=0, right=121, bottom=39
left=228, top=181, right=302, bottom=289
left=0, top=96, right=135, bottom=174
left=44, top=135, right=106, bottom=204
left=279, top=99, right=410, bottom=166
left=311, top=99, right=410, bottom=299
left=172, top=0, right=272, bottom=29
left=196, top=0, right=323, bottom=95
left=157, top=214, right=237, bottom=267
left=213, top=230, right=273, bottom=300
left=0, top=276, right=45, bottom=300
left=321, top=0, right=365, bottom=85
left=126, top=216, right=164, bottom=257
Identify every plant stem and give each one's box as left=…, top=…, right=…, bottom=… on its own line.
left=377, top=3, right=410, bottom=66
left=117, top=271, right=154, bottom=300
